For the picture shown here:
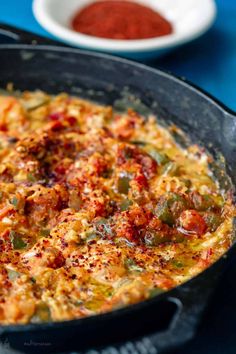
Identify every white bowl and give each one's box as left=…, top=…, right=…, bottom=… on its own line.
left=33, top=0, right=216, bottom=59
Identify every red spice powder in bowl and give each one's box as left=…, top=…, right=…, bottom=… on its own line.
left=33, top=0, right=216, bottom=59
left=71, top=0, right=173, bottom=40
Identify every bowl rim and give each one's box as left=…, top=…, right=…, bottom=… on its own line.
left=33, top=0, right=217, bottom=53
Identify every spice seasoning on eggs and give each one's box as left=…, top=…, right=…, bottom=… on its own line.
left=71, top=0, right=173, bottom=40
left=0, top=91, right=234, bottom=324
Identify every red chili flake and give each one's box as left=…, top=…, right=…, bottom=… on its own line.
left=66, top=116, right=77, bottom=126
left=208, top=248, right=213, bottom=256
left=61, top=239, right=69, bottom=249
left=64, top=142, right=74, bottom=150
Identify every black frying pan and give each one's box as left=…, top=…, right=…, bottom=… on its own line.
left=0, top=24, right=235, bottom=354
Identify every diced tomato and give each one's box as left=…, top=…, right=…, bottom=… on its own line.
left=117, top=144, right=157, bottom=178
left=0, top=124, right=7, bottom=132
left=136, top=154, right=157, bottom=178
left=134, top=174, right=148, bottom=189
left=179, top=209, right=207, bottom=236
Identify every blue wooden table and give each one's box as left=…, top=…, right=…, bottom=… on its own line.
left=0, top=1, right=235, bottom=353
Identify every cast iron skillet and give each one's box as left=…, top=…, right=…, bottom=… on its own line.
left=0, top=24, right=235, bottom=354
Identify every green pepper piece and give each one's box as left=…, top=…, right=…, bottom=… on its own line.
left=131, top=140, right=147, bottom=147
left=27, top=173, right=37, bottom=182
left=10, top=196, right=18, bottom=208
left=24, top=97, right=49, bottom=112
left=156, top=193, right=188, bottom=226
left=85, top=231, right=97, bottom=242
left=31, top=302, right=51, bottom=323
left=162, top=162, right=181, bottom=176
left=156, top=199, right=175, bottom=226
left=117, top=174, right=131, bottom=194
left=10, top=231, right=27, bottom=250
left=7, top=269, right=21, bottom=281
left=181, top=179, right=192, bottom=189
left=172, top=260, right=184, bottom=268
left=204, top=212, right=222, bottom=232
left=146, top=148, right=170, bottom=165
left=124, top=258, right=143, bottom=272
left=120, top=199, right=133, bottom=211
left=92, top=280, right=114, bottom=297
left=84, top=298, right=104, bottom=311
left=94, top=218, right=113, bottom=238
left=40, top=228, right=51, bottom=237
left=30, top=277, right=36, bottom=284
left=10, top=195, right=25, bottom=214
left=149, top=287, right=164, bottom=298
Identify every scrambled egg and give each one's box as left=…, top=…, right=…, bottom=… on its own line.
left=0, top=91, right=234, bottom=324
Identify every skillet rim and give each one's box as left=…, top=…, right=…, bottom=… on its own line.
left=0, top=44, right=235, bottom=333
left=0, top=43, right=235, bottom=118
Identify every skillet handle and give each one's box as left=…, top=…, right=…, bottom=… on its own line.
left=102, top=291, right=211, bottom=354
left=144, top=289, right=210, bottom=352
left=96, top=261, right=225, bottom=354
left=0, top=23, right=63, bottom=46
left=143, top=254, right=235, bottom=353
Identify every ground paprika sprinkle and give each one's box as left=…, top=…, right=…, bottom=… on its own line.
left=71, top=0, right=173, bottom=40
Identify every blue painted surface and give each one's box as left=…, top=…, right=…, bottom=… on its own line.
left=0, top=1, right=235, bottom=353
left=154, top=0, right=236, bottom=113
left=0, top=0, right=235, bottom=111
